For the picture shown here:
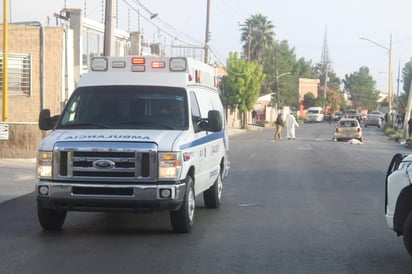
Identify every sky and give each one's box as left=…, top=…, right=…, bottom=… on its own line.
left=2, top=0, right=412, bottom=93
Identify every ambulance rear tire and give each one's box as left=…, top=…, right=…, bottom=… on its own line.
left=37, top=204, right=66, bottom=230
left=403, top=212, right=412, bottom=257
left=203, top=171, right=222, bottom=209
left=170, top=176, right=195, bottom=233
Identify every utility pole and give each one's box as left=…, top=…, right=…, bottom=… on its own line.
left=360, top=34, right=394, bottom=119
left=203, top=0, right=210, bottom=64
left=388, top=34, right=393, bottom=119
left=323, top=62, right=328, bottom=109
left=103, top=0, right=116, bottom=56
left=320, top=27, right=330, bottom=110
left=2, top=0, right=9, bottom=121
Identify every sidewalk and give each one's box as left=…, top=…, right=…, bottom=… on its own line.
left=0, top=158, right=36, bottom=203
left=228, top=125, right=264, bottom=136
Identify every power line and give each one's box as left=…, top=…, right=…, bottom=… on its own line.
left=127, top=0, right=203, bottom=46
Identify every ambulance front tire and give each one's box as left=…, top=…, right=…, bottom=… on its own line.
left=37, top=203, right=66, bottom=230
left=170, top=176, right=195, bottom=233
left=403, top=212, right=412, bottom=257
left=203, top=171, right=222, bottom=209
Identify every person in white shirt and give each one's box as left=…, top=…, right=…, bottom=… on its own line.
left=285, top=113, right=299, bottom=140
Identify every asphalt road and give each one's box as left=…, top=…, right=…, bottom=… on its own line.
left=1, top=122, right=412, bottom=273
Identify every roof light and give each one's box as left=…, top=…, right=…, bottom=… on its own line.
left=131, top=65, right=145, bottom=72
left=112, top=61, right=126, bottom=68
left=91, top=57, right=108, bottom=71
left=132, top=57, right=145, bottom=65
left=152, top=61, right=165, bottom=69
left=170, top=58, right=187, bottom=71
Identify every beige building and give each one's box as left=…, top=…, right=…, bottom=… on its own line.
left=0, top=8, right=131, bottom=158
left=298, top=78, right=320, bottom=99
left=0, top=24, right=65, bottom=158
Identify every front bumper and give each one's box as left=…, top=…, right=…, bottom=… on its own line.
left=36, top=180, right=186, bottom=212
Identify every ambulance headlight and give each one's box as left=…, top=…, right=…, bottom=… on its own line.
left=37, top=151, right=53, bottom=179
left=159, top=152, right=182, bottom=179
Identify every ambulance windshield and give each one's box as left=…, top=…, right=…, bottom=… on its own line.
left=57, top=86, right=188, bottom=130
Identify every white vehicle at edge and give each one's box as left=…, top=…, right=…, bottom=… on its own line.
left=305, top=107, right=324, bottom=122
left=36, top=56, right=229, bottom=233
left=386, top=153, right=412, bottom=256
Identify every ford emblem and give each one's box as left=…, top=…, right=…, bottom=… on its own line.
left=92, top=159, right=116, bottom=169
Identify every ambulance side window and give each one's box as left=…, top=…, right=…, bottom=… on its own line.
left=189, top=91, right=202, bottom=133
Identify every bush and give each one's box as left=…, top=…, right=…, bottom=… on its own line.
left=384, top=127, right=395, bottom=136
left=389, top=131, right=403, bottom=141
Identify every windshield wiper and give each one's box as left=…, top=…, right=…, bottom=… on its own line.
left=117, top=121, right=177, bottom=130
left=57, top=123, right=109, bottom=129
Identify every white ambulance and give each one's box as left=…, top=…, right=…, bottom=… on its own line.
left=36, top=56, right=229, bottom=233
left=386, top=153, right=412, bottom=256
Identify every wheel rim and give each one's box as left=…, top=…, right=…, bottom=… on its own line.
left=187, top=188, right=195, bottom=223
left=217, top=175, right=223, bottom=201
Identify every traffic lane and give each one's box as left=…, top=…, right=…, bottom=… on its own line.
left=226, top=129, right=412, bottom=272
left=1, top=193, right=296, bottom=274
left=1, top=193, right=208, bottom=274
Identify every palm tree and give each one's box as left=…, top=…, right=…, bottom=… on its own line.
left=240, top=14, right=275, bottom=64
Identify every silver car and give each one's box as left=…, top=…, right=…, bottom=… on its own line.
left=334, top=118, right=363, bottom=142
left=364, top=114, right=382, bottom=128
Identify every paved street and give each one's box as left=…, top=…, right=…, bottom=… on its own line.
left=1, top=123, right=412, bottom=273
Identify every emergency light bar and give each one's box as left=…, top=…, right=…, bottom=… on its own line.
left=91, top=57, right=189, bottom=73
left=89, top=56, right=217, bottom=89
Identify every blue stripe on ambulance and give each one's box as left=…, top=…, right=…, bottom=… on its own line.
left=179, top=130, right=225, bottom=150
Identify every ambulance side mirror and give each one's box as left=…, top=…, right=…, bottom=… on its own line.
left=39, top=109, right=59, bottom=130
left=207, top=110, right=222, bottom=132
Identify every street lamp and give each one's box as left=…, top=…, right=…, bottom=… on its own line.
left=360, top=34, right=393, bottom=118
left=275, top=71, right=292, bottom=113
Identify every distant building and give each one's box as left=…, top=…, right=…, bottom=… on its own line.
left=298, top=78, right=320, bottom=99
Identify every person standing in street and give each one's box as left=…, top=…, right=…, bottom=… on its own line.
left=285, top=113, right=299, bottom=140
left=408, top=117, right=412, bottom=137
left=274, top=113, right=284, bottom=140
left=252, top=109, right=257, bottom=124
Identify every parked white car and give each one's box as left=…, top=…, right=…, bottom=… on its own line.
left=305, top=107, right=324, bottom=122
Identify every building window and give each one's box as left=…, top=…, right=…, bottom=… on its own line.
left=0, top=53, right=32, bottom=96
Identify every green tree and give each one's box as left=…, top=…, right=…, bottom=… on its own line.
left=302, top=92, right=317, bottom=109
left=240, top=14, right=275, bottom=64
left=326, top=89, right=346, bottom=111
left=263, top=40, right=299, bottom=109
left=343, top=66, right=379, bottom=111
left=313, top=63, right=341, bottom=92
left=293, top=58, right=317, bottom=79
left=396, top=59, right=412, bottom=112
left=222, top=52, right=265, bottom=128
left=402, top=59, right=412, bottom=96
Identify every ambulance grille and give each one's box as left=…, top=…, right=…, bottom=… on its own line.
left=53, top=141, right=158, bottom=183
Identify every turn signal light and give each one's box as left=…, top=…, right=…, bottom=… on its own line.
left=132, top=57, right=145, bottom=64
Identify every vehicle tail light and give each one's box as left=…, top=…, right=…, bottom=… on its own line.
left=335, top=128, right=339, bottom=133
